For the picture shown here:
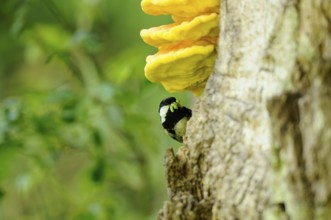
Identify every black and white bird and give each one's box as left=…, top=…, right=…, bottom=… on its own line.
left=159, top=97, right=192, bottom=143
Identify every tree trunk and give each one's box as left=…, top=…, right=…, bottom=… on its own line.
left=158, top=0, right=331, bottom=219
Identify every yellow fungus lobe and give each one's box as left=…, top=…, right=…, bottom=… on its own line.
left=141, top=13, right=219, bottom=47
left=141, top=0, right=219, bottom=18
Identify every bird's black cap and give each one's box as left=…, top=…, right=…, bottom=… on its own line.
left=159, top=97, right=177, bottom=110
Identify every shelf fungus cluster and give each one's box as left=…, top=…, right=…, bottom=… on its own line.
left=140, top=0, right=220, bottom=96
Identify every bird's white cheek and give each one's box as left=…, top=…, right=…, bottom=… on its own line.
left=159, top=105, right=169, bottom=123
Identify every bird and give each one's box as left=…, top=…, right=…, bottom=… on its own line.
left=159, top=97, right=192, bottom=143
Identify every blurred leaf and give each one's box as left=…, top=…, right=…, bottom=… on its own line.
left=2, top=98, right=23, bottom=123
left=105, top=46, right=147, bottom=84
left=24, top=24, right=71, bottom=52
left=15, top=173, right=33, bottom=193
left=90, top=158, right=105, bottom=183
left=90, top=83, right=115, bottom=103
left=0, top=188, right=4, bottom=201
left=0, top=144, right=20, bottom=181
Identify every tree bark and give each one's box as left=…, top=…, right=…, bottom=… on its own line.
left=158, top=0, right=331, bottom=219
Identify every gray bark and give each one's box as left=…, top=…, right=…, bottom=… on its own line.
left=158, top=0, right=331, bottom=219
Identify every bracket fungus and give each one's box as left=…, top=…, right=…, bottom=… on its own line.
left=140, top=0, right=220, bottom=96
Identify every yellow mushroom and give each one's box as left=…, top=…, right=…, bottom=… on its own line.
left=140, top=0, right=220, bottom=96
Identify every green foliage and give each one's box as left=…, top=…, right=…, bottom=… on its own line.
left=0, top=0, right=190, bottom=219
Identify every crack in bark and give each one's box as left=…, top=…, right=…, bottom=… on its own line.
left=268, top=92, right=315, bottom=219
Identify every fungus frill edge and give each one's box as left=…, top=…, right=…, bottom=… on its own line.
left=144, top=44, right=216, bottom=95
left=140, top=13, right=219, bottom=47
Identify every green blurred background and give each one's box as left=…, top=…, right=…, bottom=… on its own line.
left=0, top=0, right=191, bottom=219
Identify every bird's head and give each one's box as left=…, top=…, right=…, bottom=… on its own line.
left=159, top=97, right=180, bottom=113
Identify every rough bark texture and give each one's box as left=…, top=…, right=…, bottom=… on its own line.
left=158, top=0, right=331, bottom=219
